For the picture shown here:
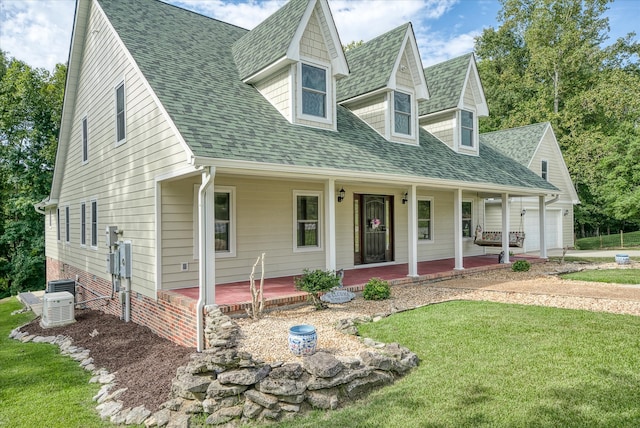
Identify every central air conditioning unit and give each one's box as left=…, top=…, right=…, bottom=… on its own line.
left=47, top=279, right=76, bottom=300
left=40, top=291, right=75, bottom=328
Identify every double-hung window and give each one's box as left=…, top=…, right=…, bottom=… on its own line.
left=82, top=117, right=88, bottom=163
left=417, top=198, right=433, bottom=241
left=65, top=206, right=70, bottom=243
left=91, top=200, right=98, bottom=248
left=394, top=91, right=411, bottom=135
left=462, top=201, right=472, bottom=238
left=301, top=64, right=327, bottom=118
left=461, top=110, right=474, bottom=147
left=116, top=82, right=126, bottom=143
left=295, top=192, right=321, bottom=250
left=541, top=160, right=548, bottom=181
left=56, top=208, right=61, bottom=241
left=215, top=192, right=232, bottom=253
left=80, top=202, right=86, bottom=246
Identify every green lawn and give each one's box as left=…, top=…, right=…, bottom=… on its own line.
left=575, top=230, right=640, bottom=250
left=274, top=301, right=640, bottom=427
left=561, top=269, right=640, bottom=284
left=0, top=297, right=108, bottom=428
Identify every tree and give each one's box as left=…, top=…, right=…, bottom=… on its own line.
left=475, top=0, right=639, bottom=236
left=0, top=51, right=66, bottom=297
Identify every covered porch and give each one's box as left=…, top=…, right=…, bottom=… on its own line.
left=167, top=254, right=543, bottom=315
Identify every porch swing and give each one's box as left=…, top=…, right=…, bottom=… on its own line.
left=473, top=210, right=526, bottom=248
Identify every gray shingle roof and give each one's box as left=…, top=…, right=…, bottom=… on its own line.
left=231, top=0, right=308, bottom=81
left=480, top=123, right=549, bottom=166
left=419, top=53, right=472, bottom=116
left=336, top=23, right=409, bottom=103
left=97, top=0, right=556, bottom=193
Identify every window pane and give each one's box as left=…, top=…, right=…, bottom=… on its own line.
left=302, top=64, right=325, bottom=91
left=297, top=196, right=318, bottom=220
left=215, top=222, right=229, bottom=251
left=462, top=201, right=472, bottom=218
left=82, top=118, right=88, bottom=162
left=462, top=220, right=472, bottom=237
left=462, top=201, right=472, bottom=238
left=81, top=203, right=86, bottom=245
left=302, top=91, right=326, bottom=117
left=418, top=200, right=430, bottom=219
left=215, top=192, right=229, bottom=221
left=461, top=128, right=472, bottom=146
left=116, top=84, right=125, bottom=142
left=394, top=92, right=410, bottom=113
left=461, top=110, right=473, bottom=128
left=418, top=220, right=430, bottom=240
left=395, top=112, right=410, bottom=134
left=65, top=206, right=70, bottom=242
left=297, top=222, right=318, bottom=247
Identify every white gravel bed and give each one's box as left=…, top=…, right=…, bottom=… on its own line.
left=235, top=261, right=640, bottom=363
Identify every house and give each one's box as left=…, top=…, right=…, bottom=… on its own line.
left=480, top=123, right=579, bottom=253
left=38, top=0, right=574, bottom=350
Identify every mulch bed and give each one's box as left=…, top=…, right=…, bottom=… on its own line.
left=23, top=309, right=194, bottom=411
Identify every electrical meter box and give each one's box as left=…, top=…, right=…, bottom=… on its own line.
left=106, top=252, right=118, bottom=275
left=119, top=241, right=132, bottom=278
left=105, top=226, right=118, bottom=247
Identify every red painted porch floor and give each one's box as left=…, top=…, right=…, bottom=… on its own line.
left=170, top=255, right=541, bottom=313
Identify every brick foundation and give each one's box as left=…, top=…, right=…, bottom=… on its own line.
left=46, top=257, right=198, bottom=348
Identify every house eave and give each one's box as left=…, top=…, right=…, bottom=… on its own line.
left=191, top=156, right=555, bottom=196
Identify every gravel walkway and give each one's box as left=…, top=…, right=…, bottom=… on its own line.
left=236, top=261, right=640, bottom=363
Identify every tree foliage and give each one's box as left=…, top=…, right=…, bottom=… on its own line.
left=0, top=51, right=66, bottom=297
left=475, top=0, right=640, bottom=236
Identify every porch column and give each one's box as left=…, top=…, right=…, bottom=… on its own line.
left=407, top=184, right=418, bottom=277
left=454, top=188, right=464, bottom=270
left=539, top=195, right=547, bottom=258
left=325, top=179, right=337, bottom=272
left=501, top=192, right=510, bottom=264
left=199, top=167, right=216, bottom=305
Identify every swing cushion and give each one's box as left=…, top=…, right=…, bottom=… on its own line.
left=474, top=230, right=525, bottom=247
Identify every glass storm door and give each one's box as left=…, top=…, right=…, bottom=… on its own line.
left=355, top=195, right=393, bottom=264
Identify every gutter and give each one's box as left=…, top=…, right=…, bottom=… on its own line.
left=545, top=194, right=560, bottom=205
left=196, top=167, right=214, bottom=352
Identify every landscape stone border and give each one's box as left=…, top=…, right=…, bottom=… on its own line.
left=9, top=304, right=419, bottom=426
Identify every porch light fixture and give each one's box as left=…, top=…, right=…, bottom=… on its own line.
left=564, top=209, right=569, bottom=216
left=337, top=188, right=345, bottom=203
left=521, top=209, right=526, bottom=216
left=402, top=192, right=408, bottom=204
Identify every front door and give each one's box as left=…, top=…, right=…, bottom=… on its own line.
left=354, top=194, right=394, bottom=264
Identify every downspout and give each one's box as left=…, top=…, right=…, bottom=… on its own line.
left=545, top=194, right=560, bottom=205
left=197, top=167, right=214, bottom=352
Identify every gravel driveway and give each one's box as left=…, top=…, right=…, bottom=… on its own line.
left=236, top=261, right=640, bottom=363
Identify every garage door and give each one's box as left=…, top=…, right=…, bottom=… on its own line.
left=524, top=209, right=561, bottom=252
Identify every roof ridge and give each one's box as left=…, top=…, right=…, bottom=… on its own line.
left=480, top=122, right=549, bottom=136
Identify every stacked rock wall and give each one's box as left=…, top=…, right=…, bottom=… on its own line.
left=164, top=304, right=419, bottom=425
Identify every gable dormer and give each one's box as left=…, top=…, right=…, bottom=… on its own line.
left=232, top=0, right=348, bottom=131
left=419, top=53, right=488, bottom=156
left=337, top=23, right=429, bottom=145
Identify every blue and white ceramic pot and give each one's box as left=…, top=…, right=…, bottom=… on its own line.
left=288, top=324, right=317, bottom=356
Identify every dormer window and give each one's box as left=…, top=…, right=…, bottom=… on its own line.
left=461, top=110, right=474, bottom=147
left=301, top=63, right=327, bottom=118
left=394, top=91, right=412, bottom=135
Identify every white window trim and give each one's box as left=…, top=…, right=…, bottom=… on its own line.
left=81, top=115, right=89, bottom=164
left=458, top=108, right=477, bottom=150
left=90, top=199, right=98, bottom=249
left=296, top=60, right=333, bottom=125
left=462, top=199, right=473, bottom=240
left=417, top=196, right=434, bottom=244
left=293, top=190, right=323, bottom=253
left=391, top=89, right=416, bottom=139
left=64, top=206, right=70, bottom=245
left=115, top=80, right=126, bottom=147
left=193, top=185, right=237, bottom=259
left=80, top=201, right=86, bottom=247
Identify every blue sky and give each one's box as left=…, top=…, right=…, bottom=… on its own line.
left=0, top=0, right=638, bottom=72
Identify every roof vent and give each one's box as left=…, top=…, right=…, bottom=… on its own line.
left=40, top=291, right=75, bottom=328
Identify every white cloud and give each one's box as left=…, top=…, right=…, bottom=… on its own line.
left=168, top=0, right=287, bottom=29
left=0, top=0, right=75, bottom=71
left=417, top=29, right=479, bottom=66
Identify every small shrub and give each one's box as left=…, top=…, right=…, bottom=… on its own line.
left=294, top=269, right=340, bottom=309
left=363, top=278, right=391, bottom=300
left=512, top=260, right=531, bottom=272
